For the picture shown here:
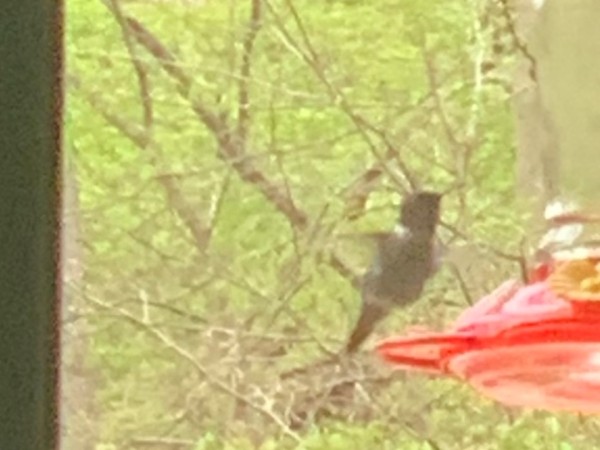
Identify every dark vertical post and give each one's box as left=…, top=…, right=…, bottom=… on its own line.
left=0, top=0, right=63, bottom=449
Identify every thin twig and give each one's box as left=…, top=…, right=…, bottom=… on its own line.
left=87, top=294, right=302, bottom=442
left=237, top=0, right=263, bottom=145
left=265, top=0, right=417, bottom=190
left=124, top=15, right=361, bottom=287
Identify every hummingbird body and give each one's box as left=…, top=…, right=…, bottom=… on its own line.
left=345, top=191, right=442, bottom=353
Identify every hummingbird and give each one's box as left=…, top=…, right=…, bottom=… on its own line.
left=345, top=191, right=443, bottom=353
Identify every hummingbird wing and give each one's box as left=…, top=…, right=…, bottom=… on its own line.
left=372, top=228, right=438, bottom=304
left=346, top=229, right=428, bottom=352
left=331, top=231, right=401, bottom=279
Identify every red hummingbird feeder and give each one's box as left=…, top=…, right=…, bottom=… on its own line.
left=377, top=203, right=600, bottom=413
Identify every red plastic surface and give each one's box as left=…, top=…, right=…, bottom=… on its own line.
left=377, top=333, right=477, bottom=373
left=376, top=263, right=600, bottom=413
left=449, top=342, right=600, bottom=413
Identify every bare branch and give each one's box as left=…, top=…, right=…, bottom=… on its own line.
left=448, top=263, right=474, bottom=306
left=130, top=437, right=194, bottom=449
left=73, top=79, right=214, bottom=251
left=124, top=16, right=361, bottom=286
left=86, top=293, right=302, bottom=442
left=238, top=0, right=263, bottom=144
left=125, top=17, right=309, bottom=227
left=421, top=46, right=463, bottom=154
left=497, top=0, right=538, bottom=80
left=265, top=0, right=418, bottom=190
left=106, top=0, right=153, bottom=135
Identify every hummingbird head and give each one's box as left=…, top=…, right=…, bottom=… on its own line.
left=399, top=191, right=442, bottom=232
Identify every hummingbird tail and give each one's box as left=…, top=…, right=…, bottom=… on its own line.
left=345, top=300, right=389, bottom=353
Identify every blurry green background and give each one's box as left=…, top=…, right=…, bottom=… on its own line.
left=62, top=0, right=600, bottom=449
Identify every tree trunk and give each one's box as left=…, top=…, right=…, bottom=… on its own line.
left=515, top=0, right=600, bottom=211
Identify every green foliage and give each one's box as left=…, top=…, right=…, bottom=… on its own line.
left=62, top=1, right=599, bottom=449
